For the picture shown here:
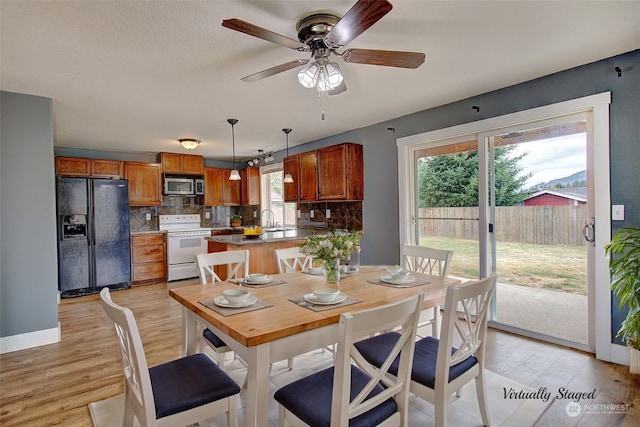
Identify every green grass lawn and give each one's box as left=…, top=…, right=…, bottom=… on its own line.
left=419, top=236, right=588, bottom=295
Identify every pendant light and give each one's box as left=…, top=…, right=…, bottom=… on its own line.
left=282, top=128, right=294, bottom=183
left=227, top=118, right=241, bottom=181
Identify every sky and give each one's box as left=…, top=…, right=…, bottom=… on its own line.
left=508, top=133, right=587, bottom=189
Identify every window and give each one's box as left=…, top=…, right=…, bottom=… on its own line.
left=260, top=164, right=296, bottom=228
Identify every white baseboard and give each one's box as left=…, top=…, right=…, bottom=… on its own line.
left=0, top=323, right=60, bottom=354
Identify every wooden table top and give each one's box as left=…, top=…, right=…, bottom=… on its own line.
left=168, top=266, right=460, bottom=347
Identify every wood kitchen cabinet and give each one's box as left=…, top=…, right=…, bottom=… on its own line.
left=283, top=151, right=318, bottom=202
left=204, top=167, right=241, bottom=206
left=318, top=143, right=363, bottom=201
left=124, top=162, right=162, bottom=206
left=131, top=233, right=166, bottom=284
left=240, top=166, right=261, bottom=205
left=56, top=157, right=123, bottom=178
left=157, top=152, right=204, bottom=175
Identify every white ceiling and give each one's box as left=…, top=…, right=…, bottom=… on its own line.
left=2, top=1, right=639, bottom=161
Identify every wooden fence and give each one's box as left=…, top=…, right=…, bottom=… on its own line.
left=418, top=205, right=588, bottom=246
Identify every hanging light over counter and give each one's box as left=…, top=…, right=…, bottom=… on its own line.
left=282, top=128, right=294, bottom=183
left=227, top=118, right=241, bottom=180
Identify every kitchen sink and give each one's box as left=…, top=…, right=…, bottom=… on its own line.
left=263, top=227, right=296, bottom=232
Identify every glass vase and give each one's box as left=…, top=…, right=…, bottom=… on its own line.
left=322, top=258, right=340, bottom=286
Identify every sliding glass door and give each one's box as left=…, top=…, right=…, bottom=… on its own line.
left=407, top=112, right=595, bottom=352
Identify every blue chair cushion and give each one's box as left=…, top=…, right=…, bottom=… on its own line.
left=203, top=328, right=227, bottom=348
left=149, top=353, right=241, bottom=419
left=273, top=365, right=398, bottom=427
left=354, top=333, right=478, bottom=389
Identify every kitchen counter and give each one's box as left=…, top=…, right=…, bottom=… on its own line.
left=205, top=228, right=320, bottom=274
left=205, top=228, right=316, bottom=246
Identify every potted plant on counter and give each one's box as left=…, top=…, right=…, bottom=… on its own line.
left=230, top=214, right=242, bottom=227
left=605, top=226, right=640, bottom=374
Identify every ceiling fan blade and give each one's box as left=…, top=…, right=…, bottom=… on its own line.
left=341, top=48, right=425, bottom=69
left=324, top=0, right=393, bottom=48
left=328, top=80, right=347, bottom=96
left=241, top=59, right=308, bottom=82
left=222, top=19, right=309, bottom=51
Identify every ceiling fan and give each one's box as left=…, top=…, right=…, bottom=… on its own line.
left=222, top=0, right=425, bottom=95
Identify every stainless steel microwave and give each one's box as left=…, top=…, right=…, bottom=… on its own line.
left=164, top=177, right=204, bottom=195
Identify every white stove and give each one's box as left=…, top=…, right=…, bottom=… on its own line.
left=159, top=214, right=211, bottom=281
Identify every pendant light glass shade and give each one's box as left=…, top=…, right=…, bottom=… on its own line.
left=282, top=128, right=294, bottom=183
left=227, top=118, right=241, bottom=181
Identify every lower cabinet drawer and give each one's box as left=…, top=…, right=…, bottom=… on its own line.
left=133, top=262, right=165, bottom=281
left=132, top=245, right=165, bottom=263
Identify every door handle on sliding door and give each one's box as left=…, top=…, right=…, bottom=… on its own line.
left=583, top=218, right=595, bottom=246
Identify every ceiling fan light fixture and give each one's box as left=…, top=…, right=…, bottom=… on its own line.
left=317, top=62, right=343, bottom=91
left=178, top=138, right=201, bottom=150
left=297, top=62, right=319, bottom=88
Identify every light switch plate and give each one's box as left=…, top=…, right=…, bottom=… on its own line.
left=145, top=213, right=152, bottom=221
left=297, top=209, right=301, bottom=218
left=205, top=212, right=210, bottom=219
left=612, top=205, right=625, bottom=221
left=326, top=209, right=331, bottom=218
left=310, top=210, right=314, bottom=218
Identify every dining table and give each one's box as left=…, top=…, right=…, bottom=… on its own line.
left=168, top=265, right=461, bottom=427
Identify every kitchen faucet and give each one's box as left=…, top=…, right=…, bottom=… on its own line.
left=260, top=209, right=275, bottom=228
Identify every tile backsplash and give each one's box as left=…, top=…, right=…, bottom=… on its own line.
left=129, top=196, right=362, bottom=232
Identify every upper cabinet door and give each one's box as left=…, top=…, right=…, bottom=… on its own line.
left=283, top=156, right=300, bottom=202
left=318, top=143, right=363, bottom=201
left=124, top=162, right=162, bottom=206
left=204, top=167, right=223, bottom=206
left=158, top=152, right=203, bottom=175
left=298, top=151, right=318, bottom=201
left=56, top=157, right=91, bottom=176
left=222, top=170, right=241, bottom=206
left=241, top=167, right=261, bottom=205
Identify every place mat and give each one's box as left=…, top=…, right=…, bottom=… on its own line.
left=367, top=277, right=430, bottom=288
left=231, top=278, right=287, bottom=288
left=289, top=295, right=362, bottom=312
left=199, top=298, right=273, bottom=316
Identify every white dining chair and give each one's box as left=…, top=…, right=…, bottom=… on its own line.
left=401, top=244, right=453, bottom=339
left=355, top=276, right=496, bottom=427
left=99, top=288, right=241, bottom=427
left=274, top=293, right=424, bottom=427
left=196, top=251, right=249, bottom=368
left=275, top=246, right=313, bottom=274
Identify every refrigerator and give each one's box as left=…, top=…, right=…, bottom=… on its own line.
left=56, top=177, right=131, bottom=298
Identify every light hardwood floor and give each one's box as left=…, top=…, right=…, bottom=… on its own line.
left=1, top=280, right=638, bottom=426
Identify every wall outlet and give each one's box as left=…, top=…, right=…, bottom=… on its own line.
left=326, top=209, right=331, bottom=218
left=253, top=210, right=257, bottom=218
left=205, top=212, right=211, bottom=219
left=297, top=209, right=301, bottom=218
left=145, top=213, right=151, bottom=221
left=310, top=209, right=314, bottom=218
left=612, top=204, right=625, bottom=221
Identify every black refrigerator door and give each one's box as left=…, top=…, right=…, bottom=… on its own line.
left=56, top=177, right=91, bottom=295
left=91, top=179, right=131, bottom=289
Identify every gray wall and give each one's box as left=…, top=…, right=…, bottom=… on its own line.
left=302, top=49, right=640, bottom=269
left=1, top=91, right=58, bottom=338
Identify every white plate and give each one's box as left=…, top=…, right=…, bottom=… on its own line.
left=244, top=275, right=273, bottom=284
left=303, top=292, right=347, bottom=305
left=213, top=294, right=257, bottom=308
left=304, top=268, right=325, bottom=275
left=381, top=275, right=416, bottom=286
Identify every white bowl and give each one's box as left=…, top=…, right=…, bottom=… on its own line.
left=247, top=273, right=267, bottom=282
left=386, top=265, right=403, bottom=274
left=312, top=287, right=340, bottom=303
left=223, top=288, right=251, bottom=304
left=390, top=270, right=411, bottom=281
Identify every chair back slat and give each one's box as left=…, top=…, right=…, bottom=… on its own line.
left=275, top=246, right=313, bottom=273
left=100, top=288, right=156, bottom=425
left=331, top=293, right=424, bottom=426
left=196, top=250, right=249, bottom=284
left=401, top=245, right=453, bottom=278
left=436, top=276, right=496, bottom=385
